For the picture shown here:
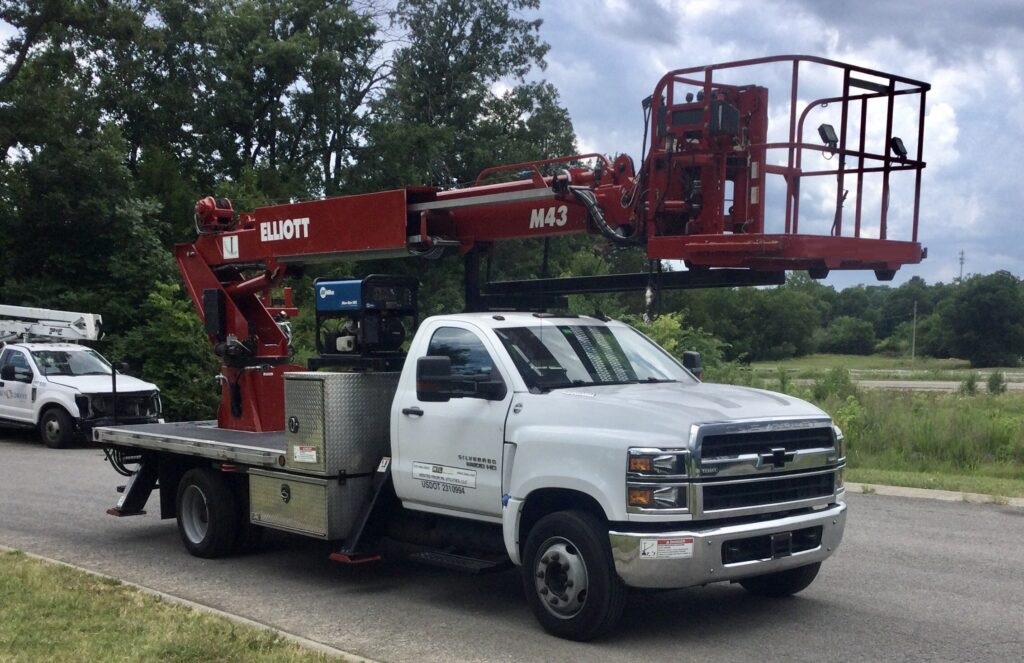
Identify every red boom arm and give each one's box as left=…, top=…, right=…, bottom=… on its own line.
left=179, top=55, right=930, bottom=432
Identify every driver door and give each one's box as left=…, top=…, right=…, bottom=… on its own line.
left=0, top=348, right=37, bottom=423
left=393, top=323, right=512, bottom=520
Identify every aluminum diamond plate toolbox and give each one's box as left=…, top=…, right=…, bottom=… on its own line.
left=248, top=469, right=372, bottom=540
left=284, top=371, right=399, bottom=475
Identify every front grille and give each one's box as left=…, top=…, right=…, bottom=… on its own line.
left=700, top=426, right=834, bottom=459
left=90, top=392, right=159, bottom=418
left=702, top=473, right=834, bottom=511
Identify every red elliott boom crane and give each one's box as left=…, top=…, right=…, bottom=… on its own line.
left=181, top=55, right=929, bottom=433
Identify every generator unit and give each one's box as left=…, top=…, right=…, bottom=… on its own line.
left=310, top=275, right=418, bottom=370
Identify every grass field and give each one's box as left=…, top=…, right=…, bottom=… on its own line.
left=751, top=354, right=973, bottom=372
left=711, top=358, right=1024, bottom=499
left=0, top=551, right=335, bottom=662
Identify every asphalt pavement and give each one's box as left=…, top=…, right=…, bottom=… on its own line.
left=1, top=432, right=1022, bottom=662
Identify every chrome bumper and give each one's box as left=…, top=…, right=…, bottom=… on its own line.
left=609, top=502, right=847, bottom=589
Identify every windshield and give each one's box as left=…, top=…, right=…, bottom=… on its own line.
left=494, top=324, right=696, bottom=391
left=31, top=348, right=112, bottom=377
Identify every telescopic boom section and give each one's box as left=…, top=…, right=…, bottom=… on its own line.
left=180, top=55, right=930, bottom=432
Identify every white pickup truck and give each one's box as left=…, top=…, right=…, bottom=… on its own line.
left=96, top=312, right=846, bottom=640
left=0, top=342, right=163, bottom=448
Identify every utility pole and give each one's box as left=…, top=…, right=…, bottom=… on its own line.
left=911, top=300, right=917, bottom=361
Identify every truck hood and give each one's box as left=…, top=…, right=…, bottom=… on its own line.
left=45, top=374, right=159, bottom=394
left=510, top=381, right=827, bottom=443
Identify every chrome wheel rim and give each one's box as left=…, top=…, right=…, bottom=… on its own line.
left=43, top=415, right=61, bottom=441
left=181, top=485, right=210, bottom=544
left=533, top=537, right=589, bottom=619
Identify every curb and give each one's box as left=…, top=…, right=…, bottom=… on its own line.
left=846, top=482, right=1024, bottom=507
left=0, top=545, right=375, bottom=662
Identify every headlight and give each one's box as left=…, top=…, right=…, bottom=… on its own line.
left=628, top=448, right=689, bottom=478
left=91, top=395, right=113, bottom=415
left=832, top=424, right=846, bottom=459
left=628, top=486, right=687, bottom=509
left=75, top=395, right=91, bottom=417
left=627, top=447, right=690, bottom=513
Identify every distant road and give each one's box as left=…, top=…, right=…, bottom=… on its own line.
left=792, top=379, right=1024, bottom=392
left=856, top=379, right=1024, bottom=391
left=2, top=434, right=1023, bottom=662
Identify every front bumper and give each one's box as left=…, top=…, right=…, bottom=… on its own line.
left=609, top=501, right=846, bottom=589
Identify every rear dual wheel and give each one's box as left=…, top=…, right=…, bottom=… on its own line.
left=176, top=468, right=263, bottom=557
left=177, top=468, right=245, bottom=558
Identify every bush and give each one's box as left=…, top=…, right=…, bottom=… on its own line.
left=987, top=371, right=1007, bottom=394
left=110, top=282, right=220, bottom=421
left=960, top=373, right=979, bottom=396
left=625, top=312, right=728, bottom=369
left=813, top=366, right=858, bottom=401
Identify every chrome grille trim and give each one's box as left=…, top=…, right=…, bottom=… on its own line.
left=688, top=417, right=842, bottom=518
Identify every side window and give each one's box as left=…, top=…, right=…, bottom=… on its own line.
left=1, top=349, right=34, bottom=382
left=427, top=327, right=496, bottom=377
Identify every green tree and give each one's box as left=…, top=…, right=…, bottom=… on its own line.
left=356, top=0, right=549, bottom=188
left=111, top=282, right=221, bottom=421
left=349, top=0, right=577, bottom=317
left=941, top=271, right=1024, bottom=367
left=819, top=316, right=876, bottom=355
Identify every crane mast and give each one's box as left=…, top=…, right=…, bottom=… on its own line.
left=179, top=55, right=930, bottom=433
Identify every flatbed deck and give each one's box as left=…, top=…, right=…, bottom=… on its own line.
left=94, top=421, right=286, bottom=468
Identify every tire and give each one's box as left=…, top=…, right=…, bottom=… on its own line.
left=521, top=510, right=626, bottom=641
left=39, top=408, right=74, bottom=449
left=176, top=468, right=239, bottom=558
left=738, top=562, right=821, bottom=598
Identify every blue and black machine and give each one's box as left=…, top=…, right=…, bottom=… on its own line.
left=310, top=274, right=418, bottom=370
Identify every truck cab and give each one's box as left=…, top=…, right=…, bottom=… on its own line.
left=392, top=313, right=846, bottom=638
left=0, top=342, right=162, bottom=447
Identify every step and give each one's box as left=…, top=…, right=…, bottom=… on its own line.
left=408, top=550, right=511, bottom=574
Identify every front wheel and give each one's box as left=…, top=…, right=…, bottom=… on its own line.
left=738, top=562, right=821, bottom=598
left=39, top=408, right=74, bottom=449
left=176, top=468, right=238, bottom=558
left=521, top=510, right=626, bottom=641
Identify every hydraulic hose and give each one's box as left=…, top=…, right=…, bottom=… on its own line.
left=569, top=186, right=643, bottom=246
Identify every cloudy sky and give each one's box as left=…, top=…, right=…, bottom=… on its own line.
left=535, top=0, right=1024, bottom=288
left=3, top=1, right=1021, bottom=289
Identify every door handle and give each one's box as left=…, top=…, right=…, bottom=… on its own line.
left=402, top=407, right=424, bottom=417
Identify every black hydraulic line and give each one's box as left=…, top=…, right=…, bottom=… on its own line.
left=569, top=186, right=643, bottom=246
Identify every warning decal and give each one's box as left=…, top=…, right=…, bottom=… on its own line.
left=639, top=537, right=694, bottom=560
left=292, top=446, right=318, bottom=463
